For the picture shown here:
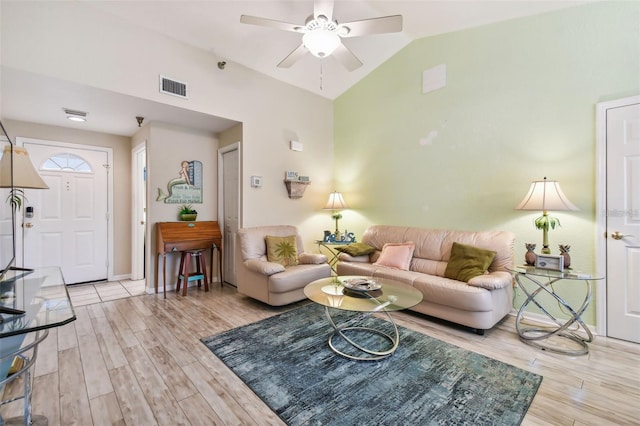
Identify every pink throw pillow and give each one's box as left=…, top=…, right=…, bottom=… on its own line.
left=373, top=242, right=415, bottom=270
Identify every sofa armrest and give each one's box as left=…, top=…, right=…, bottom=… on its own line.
left=467, top=271, right=512, bottom=290
left=298, top=252, right=328, bottom=264
left=244, top=259, right=285, bottom=276
left=338, top=253, right=370, bottom=263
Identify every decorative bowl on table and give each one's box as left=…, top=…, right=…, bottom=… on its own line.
left=340, top=277, right=382, bottom=292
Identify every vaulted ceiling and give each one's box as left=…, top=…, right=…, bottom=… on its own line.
left=1, top=1, right=588, bottom=136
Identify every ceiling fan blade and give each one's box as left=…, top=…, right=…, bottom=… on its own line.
left=240, top=15, right=302, bottom=33
left=314, top=0, right=335, bottom=21
left=340, top=15, right=403, bottom=38
left=278, top=43, right=309, bottom=68
left=332, top=43, right=363, bottom=72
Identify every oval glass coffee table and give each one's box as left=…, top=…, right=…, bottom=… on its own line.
left=304, top=276, right=423, bottom=361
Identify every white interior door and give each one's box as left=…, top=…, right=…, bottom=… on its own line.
left=131, top=143, right=146, bottom=281
left=219, top=144, right=240, bottom=285
left=606, top=101, right=640, bottom=343
left=20, top=139, right=109, bottom=284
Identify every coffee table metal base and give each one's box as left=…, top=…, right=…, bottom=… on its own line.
left=324, top=307, right=399, bottom=361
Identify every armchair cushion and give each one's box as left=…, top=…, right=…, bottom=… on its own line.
left=299, top=253, right=328, bottom=264
left=245, top=259, right=285, bottom=276
left=265, top=235, right=299, bottom=267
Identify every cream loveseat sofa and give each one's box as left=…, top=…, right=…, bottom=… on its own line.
left=336, top=225, right=515, bottom=334
left=236, top=225, right=331, bottom=306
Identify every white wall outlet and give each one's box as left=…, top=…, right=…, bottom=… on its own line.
left=251, top=176, right=262, bottom=187
left=290, top=140, right=303, bottom=151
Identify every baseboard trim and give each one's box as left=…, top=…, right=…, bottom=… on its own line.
left=507, top=309, right=598, bottom=337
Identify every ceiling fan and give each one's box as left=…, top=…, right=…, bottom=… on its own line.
left=240, top=0, right=402, bottom=71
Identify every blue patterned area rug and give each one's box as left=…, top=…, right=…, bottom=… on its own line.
left=201, top=303, right=541, bottom=425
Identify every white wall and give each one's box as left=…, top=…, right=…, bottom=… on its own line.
left=1, top=1, right=335, bottom=287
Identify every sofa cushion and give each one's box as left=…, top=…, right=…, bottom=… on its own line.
left=298, top=252, right=328, bottom=264
left=335, top=242, right=375, bottom=257
left=265, top=235, right=299, bottom=267
left=444, top=242, right=496, bottom=282
left=373, top=242, right=415, bottom=270
left=467, top=271, right=512, bottom=290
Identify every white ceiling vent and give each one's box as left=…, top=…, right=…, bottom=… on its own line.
left=159, top=75, right=188, bottom=99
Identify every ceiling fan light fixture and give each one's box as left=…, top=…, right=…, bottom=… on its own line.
left=303, top=29, right=340, bottom=57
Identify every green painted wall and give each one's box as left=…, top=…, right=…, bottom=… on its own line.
left=334, top=1, right=640, bottom=326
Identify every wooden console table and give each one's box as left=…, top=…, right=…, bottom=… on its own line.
left=155, top=221, right=223, bottom=297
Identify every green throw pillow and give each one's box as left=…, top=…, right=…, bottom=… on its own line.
left=335, top=242, right=375, bottom=257
left=265, top=235, right=299, bottom=267
left=444, top=242, right=496, bottom=282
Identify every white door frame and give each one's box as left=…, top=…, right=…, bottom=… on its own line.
left=16, top=136, right=115, bottom=281
left=131, top=141, right=146, bottom=280
left=595, top=94, right=640, bottom=336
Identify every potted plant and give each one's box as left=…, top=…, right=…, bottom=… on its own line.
left=6, top=188, right=26, bottom=212
left=178, top=204, right=198, bottom=221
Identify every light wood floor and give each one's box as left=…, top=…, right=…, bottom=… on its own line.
left=1, top=283, right=639, bottom=425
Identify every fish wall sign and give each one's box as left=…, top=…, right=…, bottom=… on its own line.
left=157, top=160, right=203, bottom=204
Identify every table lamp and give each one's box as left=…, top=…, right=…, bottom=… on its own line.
left=0, top=121, right=49, bottom=286
left=324, top=191, right=348, bottom=240
left=515, top=177, right=578, bottom=254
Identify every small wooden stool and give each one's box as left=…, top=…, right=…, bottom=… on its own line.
left=176, top=249, right=209, bottom=296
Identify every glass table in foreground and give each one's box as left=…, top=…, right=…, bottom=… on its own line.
left=508, top=266, right=604, bottom=356
left=1, top=267, right=76, bottom=425
left=304, top=276, right=423, bottom=361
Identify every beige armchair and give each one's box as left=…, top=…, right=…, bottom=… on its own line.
left=236, top=225, right=331, bottom=306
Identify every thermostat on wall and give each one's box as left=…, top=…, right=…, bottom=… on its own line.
left=251, top=176, right=263, bottom=188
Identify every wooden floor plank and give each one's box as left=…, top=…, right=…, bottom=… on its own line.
left=58, top=347, right=93, bottom=426
left=88, top=392, right=125, bottom=426
left=77, top=332, right=114, bottom=400
left=90, top=314, right=129, bottom=371
left=32, top=372, right=61, bottom=426
left=4, top=282, right=637, bottom=425
left=122, top=344, right=190, bottom=425
left=178, top=392, right=225, bottom=425
left=109, top=364, right=157, bottom=426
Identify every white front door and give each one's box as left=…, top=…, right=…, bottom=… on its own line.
left=605, top=101, right=640, bottom=343
left=20, top=139, right=109, bottom=284
left=219, top=144, right=240, bottom=285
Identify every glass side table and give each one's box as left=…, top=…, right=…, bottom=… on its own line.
left=1, top=267, right=76, bottom=425
left=508, top=266, right=604, bottom=356
left=316, top=241, right=353, bottom=274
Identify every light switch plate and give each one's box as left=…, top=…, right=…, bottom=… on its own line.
left=251, top=176, right=263, bottom=187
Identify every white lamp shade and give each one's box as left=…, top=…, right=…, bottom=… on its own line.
left=0, top=145, right=49, bottom=189
left=515, top=178, right=578, bottom=211
left=324, top=191, right=348, bottom=210
left=303, top=30, right=341, bottom=58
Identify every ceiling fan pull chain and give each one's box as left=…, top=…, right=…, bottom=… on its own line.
left=320, top=62, right=323, bottom=91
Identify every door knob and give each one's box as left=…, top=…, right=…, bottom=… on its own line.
left=611, top=231, right=632, bottom=240
left=24, top=222, right=34, bottom=228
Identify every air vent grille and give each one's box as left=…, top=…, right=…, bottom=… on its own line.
left=63, top=108, right=87, bottom=118
left=159, top=75, right=188, bottom=99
